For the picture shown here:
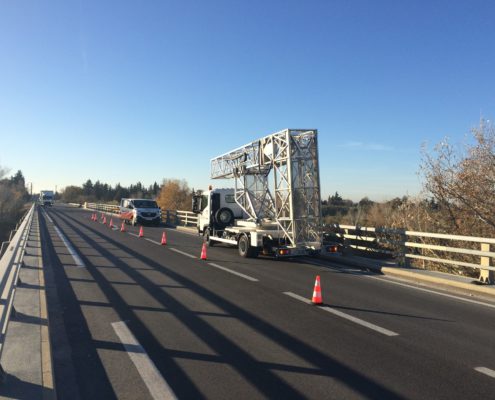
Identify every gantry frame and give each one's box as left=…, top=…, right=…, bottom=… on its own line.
left=210, top=129, right=322, bottom=248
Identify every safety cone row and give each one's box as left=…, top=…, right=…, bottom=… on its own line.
left=311, top=275, right=323, bottom=305
left=200, top=241, right=207, bottom=260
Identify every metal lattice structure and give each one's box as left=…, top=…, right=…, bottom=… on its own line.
left=210, top=129, right=322, bottom=248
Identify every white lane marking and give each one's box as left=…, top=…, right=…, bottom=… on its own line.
left=145, top=238, right=162, bottom=246
left=475, top=367, right=495, bottom=378
left=53, top=226, right=86, bottom=268
left=128, top=233, right=142, bottom=238
left=170, top=247, right=197, bottom=259
left=111, top=321, right=177, bottom=400
left=366, top=275, right=495, bottom=310
left=283, top=292, right=399, bottom=337
left=41, top=209, right=54, bottom=223
left=208, top=262, right=259, bottom=282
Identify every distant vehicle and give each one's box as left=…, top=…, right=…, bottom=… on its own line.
left=119, top=198, right=161, bottom=226
left=39, top=190, right=54, bottom=206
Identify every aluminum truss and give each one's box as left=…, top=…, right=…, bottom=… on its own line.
left=210, top=129, right=322, bottom=248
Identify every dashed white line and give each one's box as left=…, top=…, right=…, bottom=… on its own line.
left=169, top=247, right=197, bottom=259
left=53, top=226, right=86, bottom=268
left=111, top=321, right=177, bottom=400
left=145, top=238, right=162, bottom=246
left=283, top=291, right=399, bottom=337
left=475, top=367, right=495, bottom=378
left=208, top=263, right=259, bottom=282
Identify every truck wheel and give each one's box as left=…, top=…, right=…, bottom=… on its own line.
left=238, top=235, right=250, bottom=257
left=215, top=208, right=234, bottom=226
left=204, top=230, right=214, bottom=246
left=238, top=234, right=259, bottom=258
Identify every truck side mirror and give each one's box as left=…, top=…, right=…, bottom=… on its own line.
left=192, top=196, right=202, bottom=214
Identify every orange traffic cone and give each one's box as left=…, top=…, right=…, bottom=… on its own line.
left=200, top=242, right=207, bottom=260
left=103, top=216, right=107, bottom=225
left=161, top=231, right=167, bottom=245
left=138, top=226, right=144, bottom=238
left=109, top=218, right=114, bottom=228
left=311, top=275, right=323, bottom=305
left=93, top=213, right=97, bottom=221
left=120, top=221, right=126, bottom=232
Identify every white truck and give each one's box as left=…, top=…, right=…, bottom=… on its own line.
left=192, top=129, right=323, bottom=258
left=39, top=190, right=54, bottom=206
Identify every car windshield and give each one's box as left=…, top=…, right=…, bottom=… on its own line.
left=133, top=200, right=158, bottom=209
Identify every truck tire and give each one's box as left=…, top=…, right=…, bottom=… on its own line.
left=204, top=229, right=215, bottom=246
left=215, top=208, right=234, bottom=226
left=238, top=234, right=259, bottom=258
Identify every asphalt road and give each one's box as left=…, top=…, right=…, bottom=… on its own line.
left=38, top=204, right=495, bottom=399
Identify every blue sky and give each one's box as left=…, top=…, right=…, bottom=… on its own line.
left=1, top=0, right=494, bottom=201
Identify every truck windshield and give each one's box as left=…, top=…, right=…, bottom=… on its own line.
left=133, top=200, right=158, bottom=208
left=42, top=195, right=53, bottom=200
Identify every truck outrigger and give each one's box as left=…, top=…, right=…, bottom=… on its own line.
left=192, top=129, right=323, bottom=258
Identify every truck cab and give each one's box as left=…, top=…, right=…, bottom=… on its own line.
left=192, top=188, right=244, bottom=234
left=119, top=198, right=161, bottom=226
left=39, top=191, right=54, bottom=206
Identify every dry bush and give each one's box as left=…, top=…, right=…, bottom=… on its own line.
left=156, top=179, right=192, bottom=211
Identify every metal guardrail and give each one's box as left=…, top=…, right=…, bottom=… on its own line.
left=0, top=203, right=36, bottom=376
left=84, top=203, right=199, bottom=228
left=328, top=224, right=494, bottom=283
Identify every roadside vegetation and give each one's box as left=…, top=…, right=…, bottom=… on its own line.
left=324, top=120, right=495, bottom=275
left=0, top=168, right=30, bottom=244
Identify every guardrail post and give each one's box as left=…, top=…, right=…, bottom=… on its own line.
left=398, top=228, right=410, bottom=268
left=479, top=243, right=494, bottom=284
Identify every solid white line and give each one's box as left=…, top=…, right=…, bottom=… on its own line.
left=111, top=321, right=177, bottom=400
left=41, top=209, right=54, bottom=224
left=208, top=262, right=259, bottom=282
left=366, top=275, right=495, bottom=310
left=475, top=367, right=495, bottom=378
left=145, top=238, right=162, bottom=246
left=53, top=226, right=86, bottom=268
left=170, top=247, right=197, bottom=259
left=128, top=233, right=142, bottom=238
left=283, top=292, right=399, bottom=337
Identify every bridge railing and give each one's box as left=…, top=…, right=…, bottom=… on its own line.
left=83, top=203, right=198, bottom=228
left=0, top=203, right=36, bottom=374
left=327, top=224, right=494, bottom=283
